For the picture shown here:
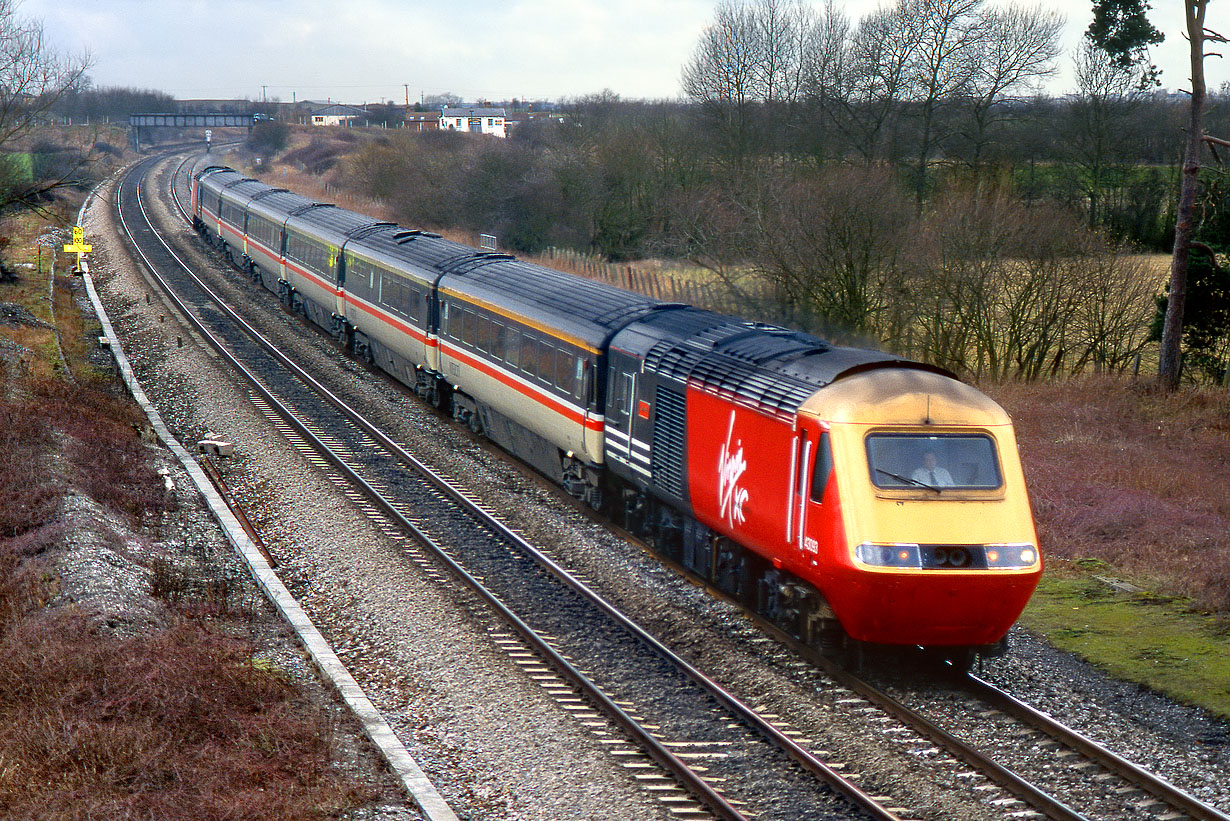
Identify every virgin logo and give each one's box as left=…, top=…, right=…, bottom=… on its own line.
left=718, top=411, right=749, bottom=527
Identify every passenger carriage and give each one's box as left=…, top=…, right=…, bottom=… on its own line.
left=433, top=256, right=659, bottom=505
left=339, top=228, right=474, bottom=393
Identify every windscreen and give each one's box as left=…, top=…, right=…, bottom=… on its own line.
left=866, top=433, right=1002, bottom=491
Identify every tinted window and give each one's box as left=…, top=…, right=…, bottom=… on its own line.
left=555, top=348, right=576, bottom=396
left=811, top=433, right=833, bottom=502
left=866, top=433, right=1002, bottom=490
left=249, top=215, right=279, bottom=250
left=504, top=328, right=520, bottom=368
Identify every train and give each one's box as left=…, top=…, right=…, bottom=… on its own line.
left=192, top=163, right=1042, bottom=665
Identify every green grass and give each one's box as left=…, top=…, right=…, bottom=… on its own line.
left=1021, top=562, right=1230, bottom=718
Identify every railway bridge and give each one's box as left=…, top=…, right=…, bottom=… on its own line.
left=129, top=112, right=258, bottom=151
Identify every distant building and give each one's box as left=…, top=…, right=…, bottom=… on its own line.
left=439, top=106, right=507, bottom=138
left=504, top=110, right=565, bottom=134
left=310, top=104, right=365, bottom=126
left=405, top=111, right=442, bottom=132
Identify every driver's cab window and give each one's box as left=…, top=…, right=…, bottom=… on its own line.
left=866, top=433, right=1002, bottom=491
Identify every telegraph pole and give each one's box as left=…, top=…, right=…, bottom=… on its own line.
left=404, top=83, right=409, bottom=106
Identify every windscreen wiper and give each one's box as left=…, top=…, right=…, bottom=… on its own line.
left=875, top=468, right=940, bottom=492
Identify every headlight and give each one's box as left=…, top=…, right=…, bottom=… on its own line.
left=855, top=543, right=921, bottom=568
left=985, top=543, right=1039, bottom=569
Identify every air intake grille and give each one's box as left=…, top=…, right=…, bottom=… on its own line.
left=652, top=386, right=686, bottom=499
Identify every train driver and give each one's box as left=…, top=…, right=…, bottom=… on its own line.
left=911, top=450, right=954, bottom=488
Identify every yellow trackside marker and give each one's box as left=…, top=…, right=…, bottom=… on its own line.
left=63, top=225, right=92, bottom=254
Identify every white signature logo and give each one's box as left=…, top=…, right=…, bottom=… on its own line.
left=718, top=411, right=749, bottom=528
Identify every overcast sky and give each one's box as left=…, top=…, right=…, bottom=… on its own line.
left=23, top=0, right=1226, bottom=104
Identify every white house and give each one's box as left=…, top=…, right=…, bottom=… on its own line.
left=310, top=104, right=365, bottom=126
left=439, top=107, right=507, bottom=138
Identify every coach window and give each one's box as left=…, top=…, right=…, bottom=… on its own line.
left=475, top=315, right=492, bottom=353
left=521, top=337, right=539, bottom=380
left=504, top=328, right=520, bottom=368
left=490, top=321, right=507, bottom=361
left=556, top=350, right=580, bottom=399
left=528, top=338, right=550, bottom=384
left=406, top=283, right=418, bottom=319
left=440, top=301, right=450, bottom=337
left=547, top=345, right=565, bottom=390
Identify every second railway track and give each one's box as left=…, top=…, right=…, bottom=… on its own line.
left=95, top=149, right=1230, bottom=821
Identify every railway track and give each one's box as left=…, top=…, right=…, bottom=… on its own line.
left=102, top=150, right=1228, bottom=821
left=124, top=154, right=907, bottom=820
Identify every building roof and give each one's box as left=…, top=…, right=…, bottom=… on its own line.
left=311, top=104, right=365, bottom=117
left=440, top=107, right=506, bottom=118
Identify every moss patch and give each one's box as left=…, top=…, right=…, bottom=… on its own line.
left=1022, top=561, right=1230, bottom=718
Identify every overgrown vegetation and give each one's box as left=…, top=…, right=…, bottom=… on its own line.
left=0, top=183, right=381, bottom=814
left=992, top=378, right=1230, bottom=616
left=276, top=0, right=1228, bottom=384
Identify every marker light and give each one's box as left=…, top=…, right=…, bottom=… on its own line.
left=985, top=544, right=1039, bottom=569
left=855, top=543, right=922, bottom=568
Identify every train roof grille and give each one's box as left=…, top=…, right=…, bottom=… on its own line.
left=393, top=229, right=442, bottom=243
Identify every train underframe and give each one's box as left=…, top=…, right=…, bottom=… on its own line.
left=200, top=224, right=1002, bottom=669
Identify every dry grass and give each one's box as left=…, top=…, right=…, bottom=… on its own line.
left=0, top=370, right=378, bottom=818
left=0, top=611, right=374, bottom=820
left=0, top=397, right=60, bottom=538
left=0, top=178, right=382, bottom=817
left=989, top=377, right=1230, bottom=613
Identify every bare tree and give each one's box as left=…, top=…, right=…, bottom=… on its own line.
left=683, top=0, right=823, bottom=162
left=1159, top=0, right=1226, bottom=389
left=0, top=0, right=91, bottom=214
left=1065, top=41, right=1142, bottom=228
left=903, top=0, right=984, bottom=203
left=682, top=0, right=762, bottom=162
left=825, top=2, right=920, bottom=162
left=960, top=4, right=1064, bottom=167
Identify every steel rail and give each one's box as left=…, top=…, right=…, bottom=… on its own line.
left=122, top=152, right=757, bottom=821
left=968, top=673, right=1230, bottom=821
left=162, top=154, right=904, bottom=821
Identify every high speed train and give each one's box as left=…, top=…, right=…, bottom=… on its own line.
left=193, top=164, right=1042, bottom=663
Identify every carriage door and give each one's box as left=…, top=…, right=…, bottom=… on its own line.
left=604, top=353, right=645, bottom=484
left=334, top=251, right=349, bottom=319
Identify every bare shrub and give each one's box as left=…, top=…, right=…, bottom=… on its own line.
left=743, top=164, right=916, bottom=338
left=1065, top=247, right=1157, bottom=374
left=991, top=377, right=1230, bottom=612
left=909, top=188, right=1153, bottom=380
left=0, top=398, right=60, bottom=537
left=0, top=612, right=375, bottom=819
left=30, top=378, right=176, bottom=523
left=280, top=135, right=345, bottom=174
